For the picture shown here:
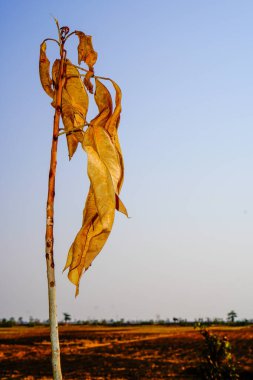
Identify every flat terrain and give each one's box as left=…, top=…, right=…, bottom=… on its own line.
left=0, top=325, right=252, bottom=379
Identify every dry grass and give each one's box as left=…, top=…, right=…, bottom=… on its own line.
left=0, top=325, right=252, bottom=379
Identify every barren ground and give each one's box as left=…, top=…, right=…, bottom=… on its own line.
left=0, top=325, right=252, bottom=379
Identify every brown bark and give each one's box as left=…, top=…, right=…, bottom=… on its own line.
left=45, top=45, right=66, bottom=380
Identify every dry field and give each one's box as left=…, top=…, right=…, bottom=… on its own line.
left=0, top=325, right=252, bottom=379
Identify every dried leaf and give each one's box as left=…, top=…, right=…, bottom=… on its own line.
left=85, top=143, right=115, bottom=225
left=64, top=130, right=115, bottom=296
left=105, top=79, right=122, bottom=138
left=92, top=79, right=127, bottom=213
left=52, top=59, right=89, bottom=158
left=84, top=37, right=97, bottom=68
left=39, top=42, right=54, bottom=98
left=92, top=79, right=113, bottom=127
left=76, top=31, right=98, bottom=94
left=83, top=71, right=94, bottom=94
left=63, top=188, right=97, bottom=274
left=64, top=77, right=127, bottom=295
left=93, top=126, right=128, bottom=216
left=104, top=79, right=124, bottom=192
left=75, top=32, right=98, bottom=68
left=93, top=125, right=121, bottom=194
left=116, top=194, right=128, bottom=216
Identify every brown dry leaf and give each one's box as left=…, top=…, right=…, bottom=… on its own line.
left=76, top=31, right=98, bottom=93
left=94, top=125, right=128, bottom=217
left=104, top=79, right=125, bottom=194
left=105, top=79, right=122, bottom=138
left=76, top=32, right=98, bottom=67
left=52, top=59, right=89, bottom=158
left=63, top=188, right=96, bottom=273
left=83, top=69, right=95, bottom=94
left=64, top=128, right=115, bottom=296
left=116, top=194, right=128, bottom=216
left=85, top=143, right=115, bottom=226
left=93, top=126, right=121, bottom=194
left=64, top=79, right=127, bottom=295
left=93, top=79, right=113, bottom=126
left=84, top=71, right=94, bottom=94
left=39, top=42, right=54, bottom=98
left=92, top=79, right=127, bottom=214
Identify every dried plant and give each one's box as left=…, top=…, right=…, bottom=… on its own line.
left=39, top=19, right=127, bottom=379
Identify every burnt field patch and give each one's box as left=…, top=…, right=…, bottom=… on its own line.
left=0, top=325, right=252, bottom=379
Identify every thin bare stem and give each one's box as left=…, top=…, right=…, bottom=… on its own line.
left=65, top=62, right=114, bottom=97
left=65, top=30, right=78, bottom=42
left=71, top=63, right=89, bottom=73
left=58, top=126, right=88, bottom=136
left=45, top=43, right=66, bottom=380
left=42, top=38, right=60, bottom=46
left=53, top=17, right=61, bottom=42
left=71, top=63, right=112, bottom=82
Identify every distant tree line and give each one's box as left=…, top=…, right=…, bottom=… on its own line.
left=0, top=310, right=252, bottom=328
left=0, top=316, right=49, bottom=327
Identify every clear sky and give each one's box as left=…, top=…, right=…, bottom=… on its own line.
left=0, top=0, right=253, bottom=322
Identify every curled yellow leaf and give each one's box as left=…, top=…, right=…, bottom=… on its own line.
left=92, top=79, right=113, bottom=127
left=103, top=79, right=124, bottom=192
left=105, top=79, right=122, bottom=139
left=92, top=79, right=127, bottom=213
left=39, top=42, right=54, bottom=98
left=64, top=129, right=115, bottom=296
left=64, top=76, right=127, bottom=295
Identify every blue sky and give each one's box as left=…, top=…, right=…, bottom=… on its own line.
left=0, top=0, right=253, bottom=322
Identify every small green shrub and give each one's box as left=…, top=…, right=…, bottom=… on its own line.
left=196, top=324, right=240, bottom=379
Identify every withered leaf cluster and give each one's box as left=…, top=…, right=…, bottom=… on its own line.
left=39, top=32, right=127, bottom=295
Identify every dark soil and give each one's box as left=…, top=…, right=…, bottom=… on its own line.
left=0, top=325, right=252, bottom=379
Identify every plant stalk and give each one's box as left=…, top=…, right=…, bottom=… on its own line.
left=45, top=43, right=66, bottom=380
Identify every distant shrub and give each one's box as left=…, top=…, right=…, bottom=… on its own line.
left=0, top=318, right=16, bottom=327
left=196, top=324, right=240, bottom=379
